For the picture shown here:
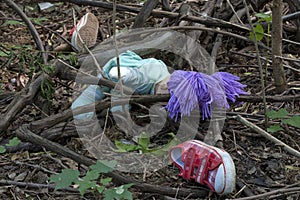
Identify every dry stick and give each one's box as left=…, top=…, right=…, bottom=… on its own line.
left=93, top=25, right=270, bottom=51
left=0, top=0, right=48, bottom=133
left=112, top=0, right=128, bottom=118
left=16, top=124, right=208, bottom=198
left=226, top=0, right=244, bottom=24
left=132, top=0, right=159, bottom=28
left=242, top=0, right=268, bottom=126
left=0, top=72, right=46, bottom=133
left=232, top=186, right=300, bottom=200
left=43, top=0, right=300, bottom=46
left=112, top=0, right=122, bottom=93
left=4, top=0, right=47, bottom=64
left=29, top=94, right=169, bottom=131
left=236, top=115, right=300, bottom=158
left=24, top=93, right=300, bottom=133
left=229, top=50, right=300, bottom=74
left=0, top=17, right=74, bottom=48
left=56, top=59, right=134, bottom=95
left=0, top=179, right=79, bottom=193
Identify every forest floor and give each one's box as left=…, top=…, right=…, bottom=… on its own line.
left=0, top=0, right=300, bottom=199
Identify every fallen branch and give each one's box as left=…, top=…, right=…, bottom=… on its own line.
left=16, top=124, right=208, bottom=198
left=132, top=0, right=159, bottom=28
left=0, top=179, right=79, bottom=193
left=4, top=0, right=47, bottom=63
left=0, top=72, right=47, bottom=133
left=232, top=186, right=300, bottom=200
left=0, top=0, right=48, bottom=133
left=235, top=115, right=300, bottom=158
left=40, top=0, right=300, bottom=46
left=27, top=91, right=300, bottom=133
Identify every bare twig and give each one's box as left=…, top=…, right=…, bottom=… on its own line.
left=232, top=186, right=300, bottom=200
left=41, top=0, right=300, bottom=46
left=0, top=72, right=47, bottom=133
left=0, top=0, right=49, bottom=133
left=236, top=115, right=300, bottom=158
left=0, top=179, right=79, bottom=192
left=16, top=124, right=209, bottom=198
left=132, top=0, right=159, bottom=28
left=242, top=0, right=268, bottom=125
left=4, top=0, right=47, bottom=64
left=226, top=0, right=244, bottom=24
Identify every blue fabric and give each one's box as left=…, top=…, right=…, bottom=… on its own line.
left=72, top=51, right=170, bottom=119
left=103, top=51, right=170, bottom=94
left=71, top=73, right=110, bottom=119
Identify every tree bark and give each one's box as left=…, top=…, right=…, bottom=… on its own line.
left=272, top=0, right=287, bottom=93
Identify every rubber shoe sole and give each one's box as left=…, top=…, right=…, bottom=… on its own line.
left=71, top=13, right=99, bottom=52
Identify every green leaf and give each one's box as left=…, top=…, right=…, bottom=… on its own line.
left=49, top=169, right=80, bottom=190
left=0, top=145, right=6, bottom=154
left=83, top=170, right=100, bottom=181
left=115, top=140, right=140, bottom=152
left=100, top=177, right=112, bottom=186
left=33, top=17, right=48, bottom=25
left=266, top=108, right=288, bottom=119
left=244, top=72, right=252, bottom=76
left=2, top=20, right=22, bottom=26
left=103, top=184, right=134, bottom=200
left=90, top=160, right=116, bottom=174
left=138, top=132, right=150, bottom=150
left=96, top=185, right=105, bottom=193
left=6, top=137, right=21, bottom=147
left=253, top=23, right=264, bottom=41
left=255, top=13, right=272, bottom=22
left=282, top=116, right=300, bottom=128
left=267, top=124, right=283, bottom=133
left=0, top=51, right=10, bottom=57
left=77, top=180, right=97, bottom=196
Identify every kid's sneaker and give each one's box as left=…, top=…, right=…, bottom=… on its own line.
left=169, top=140, right=236, bottom=195
left=70, top=13, right=99, bottom=52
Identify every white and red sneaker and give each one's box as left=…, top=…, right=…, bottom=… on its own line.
left=70, top=13, right=99, bottom=52
left=169, top=140, right=236, bottom=195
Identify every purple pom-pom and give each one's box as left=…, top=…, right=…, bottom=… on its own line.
left=165, top=70, right=247, bottom=121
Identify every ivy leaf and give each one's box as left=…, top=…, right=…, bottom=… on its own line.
left=103, top=184, right=134, bottom=200
left=0, top=145, right=6, bottom=154
left=115, top=140, right=140, bottom=152
left=138, top=132, right=150, bottom=150
left=100, top=177, right=112, bottom=186
left=49, top=169, right=80, bottom=191
left=83, top=170, right=100, bottom=182
left=266, top=108, right=288, bottom=119
left=282, top=116, right=300, bottom=128
left=90, top=160, right=117, bottom=174
left=267, top=124, right=283, bottom=133
left=96, top=185, right=105, bottom=193
left=77, top=180, right=97, bottom=196
left=6, top=137, right=21, bottom=147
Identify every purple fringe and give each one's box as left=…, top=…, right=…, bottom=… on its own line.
left=165, top=70, right=248, bottom=121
